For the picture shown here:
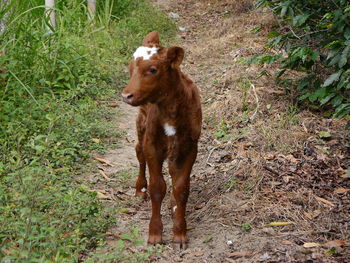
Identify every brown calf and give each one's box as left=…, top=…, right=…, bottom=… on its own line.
left=121, top=31, right=202, bottom=247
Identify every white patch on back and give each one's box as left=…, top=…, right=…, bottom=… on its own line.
left=173, top=206, right=177, bottom=212
left=133, top=46, right=159, bottom=60
left=164, top=123, right=176, bottom=136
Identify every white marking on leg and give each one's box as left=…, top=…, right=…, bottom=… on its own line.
left=133, top=46, right=159, bottom=60
left=173, top=205, right=177, bottom=212
left=164, top=123, right=176, bottom=136
left=141, top=187, right=147, bottom=193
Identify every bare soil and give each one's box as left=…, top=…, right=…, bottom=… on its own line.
left=89, top=0, right=350, bottom=262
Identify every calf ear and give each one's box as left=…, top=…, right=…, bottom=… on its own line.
left=167, top=47, right=184, bottom=69
left=143, top=31, right=160, bottom=46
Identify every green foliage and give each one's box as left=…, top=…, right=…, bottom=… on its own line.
left=246, top=53, right=282, bottom=65
left=0, top=0, right=175, bottom=261
left=96, top=0, right=138, bottom=21
left=317, top=131, right=332, bottom=139
left=238, top=78, right=253, bottom=112
left=87, top=236, right=163, bottom=263
left=254, top=0, right=350, bottom=118
left=214, top=120, right=231, bottom=140
left=86, top=226, right=164, bottom=262
left=241, top=223, right=252, bottom=232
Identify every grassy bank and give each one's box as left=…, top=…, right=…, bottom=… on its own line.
left=0, top=0, right=175, bottom=261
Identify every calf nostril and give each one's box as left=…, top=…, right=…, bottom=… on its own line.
left=122, top=93, right=133, bottom=99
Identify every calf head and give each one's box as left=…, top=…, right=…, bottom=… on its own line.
left=122, top=31, right=184, bottom=106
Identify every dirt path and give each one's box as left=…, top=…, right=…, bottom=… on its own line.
left=103, top=102, right=138, bottom=174
left=92, top=0, right=350, bottom=262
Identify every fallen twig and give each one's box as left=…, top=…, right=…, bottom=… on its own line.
left=93, top=156, right=114, bottom=167
left=98, top=170, right=113, bottom=181
left=206, top=147, right=217, bottom=166
left=249, top=83, right=259, bottom=121
left=263, top=165, right=280, bottom=176
left=315, top=196, right=335, bottom=207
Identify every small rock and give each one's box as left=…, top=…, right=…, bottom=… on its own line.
left=260, top=252, right=270, bottom=261
left=304, top=146, right=314, bottom=156
left=261, top=227, right=275, bottom=236
left=179, top=27, right=186, bottom=31
left=226, top=240, right=233, bottom=246
left=169, top=12, right=180, bottom=19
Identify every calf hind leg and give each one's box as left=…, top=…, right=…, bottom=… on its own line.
left=135, top=143, right=147, bottom=199
left=169, top=152, right=197, bottom=248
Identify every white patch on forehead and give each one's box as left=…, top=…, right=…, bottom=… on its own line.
left=133, top=46, right=159, bottom=60
left=164, top=123, right=176, bottom=136
left=173, top=206, right=177, bottom=212
left=141, top=187, right=147, bottom=193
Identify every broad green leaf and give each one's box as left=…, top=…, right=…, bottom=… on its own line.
left=339, top=46, right=350, bottom=68
left=276, top=69, right=286, bottom=78
left=324, top=40, right=341, bottom=49
left=299, top=93, right=310, bottom=101
left=326, top=49, right=338, bottom=60
left=309, top=93, right=318, bottom=102
left=281, top=5, right=288, bottom=17
left=317, top=131, right=331, bottom=138
left=320, top=93, right=336, bottom=105
left=323, top=71, right=342, bottom=87
left=120, top=233, right=133, bottom=241
left=331, top=95, right=343, bottom=107
left=297, top=75, right=314, bottom=91
left=344, top=28, right=350, bottom=39
left=117, top=240, right=124, bottom=250
left=311, top=50, right=319, bottom=62
left=334, top=103, right=350, bottom=119
left=214, top=131, right=225, bottom=138
left=328, top=54, right=341, bottom=66
left=292, top=14, right=310, bottom=26
left=267, top=31, right=280, bottom=38
left=314, top=87, right=326, bottom=100
left=251, top=26, right=262, bottom=33
left=254, top=0, right=267, bottom=8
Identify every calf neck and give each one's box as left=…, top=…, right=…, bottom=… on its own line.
left=122, top=31, right=202, bottom=247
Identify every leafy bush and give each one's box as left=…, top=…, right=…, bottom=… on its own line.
left=0, top=0, right=175, bottom=261
left=254, top=0, right=350, bottom=118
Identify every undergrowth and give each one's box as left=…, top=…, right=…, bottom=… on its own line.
left=252, top=0, right=350, bottom=119
left=0, top=0, right=175, bottom=261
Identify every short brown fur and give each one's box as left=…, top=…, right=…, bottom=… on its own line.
left=122, top=31, right=202, bottom=247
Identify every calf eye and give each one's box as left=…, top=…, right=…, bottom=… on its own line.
left=149, top=67, right=158, bottom=74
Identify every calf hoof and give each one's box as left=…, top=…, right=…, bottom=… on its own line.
left=172, top=241, right=188, bottom=250
left=148, top=234, right=163, bottom=245
left=173, top=234, right=188, bottom=250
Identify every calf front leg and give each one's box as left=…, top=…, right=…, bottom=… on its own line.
left=146, top=148, right=166, bottom=244
left=171, top=174, right=190, bottom=246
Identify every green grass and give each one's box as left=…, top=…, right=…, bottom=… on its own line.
left=0, top=0, right=175, bottom=261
